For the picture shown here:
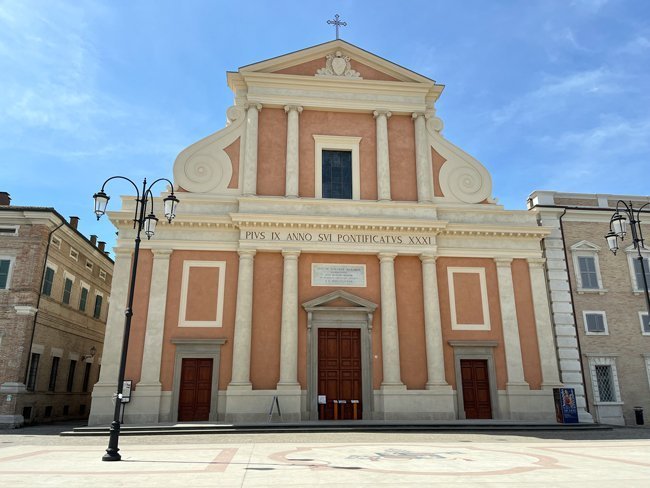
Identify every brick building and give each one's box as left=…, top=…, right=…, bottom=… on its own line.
left=529, top=191, right=650, bottom=425
left=0, top=192, right=113, bottom=428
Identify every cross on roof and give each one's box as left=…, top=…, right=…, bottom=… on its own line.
left=327, top=14, right=347, bottom=40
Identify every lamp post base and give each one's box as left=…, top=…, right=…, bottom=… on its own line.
left=102, top=450, right=121, bottom=462
left=102, top=420, right=122, bottom=461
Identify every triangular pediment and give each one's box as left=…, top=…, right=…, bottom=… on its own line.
left=302, top=289, right=377, bottom=312
left=571, top=240, right=601, bottom=252
left=237, top=39, right=441, bottom=87
left=624, top=244, right=650, bottom=254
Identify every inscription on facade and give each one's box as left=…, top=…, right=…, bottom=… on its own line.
left=242, top=230, right=432, bottom=246
left=312, top=264, right=366, bottom=287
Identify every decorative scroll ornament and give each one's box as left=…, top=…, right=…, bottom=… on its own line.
left=426, top=113, right=493, bottom=204
left=226, top=105, right=245, bottom=125
left=173, top=105, right=245, bottom=194
left=316, top=51, right=362, bottom=79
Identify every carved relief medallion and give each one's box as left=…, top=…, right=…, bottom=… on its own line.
left=316, top=51, right=362, bottom=79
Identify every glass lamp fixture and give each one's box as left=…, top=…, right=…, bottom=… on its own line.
left=163, top=193, right=179, bottom=222
left=605, top=231, right=619, bottom=255
left=611, top=213, right=627, bottom=238
left=93, top=190, right=110, bottom=220
left=143, top=213, right=158, bottom=239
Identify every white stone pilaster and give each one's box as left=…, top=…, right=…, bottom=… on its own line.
left=420, top=254, right=448, bottom=388
left=88, top=248, right=132, bottom=425
left=412, top=112, right=433, bottom=203
left=379, top=253, right=404, bottom=388
left=97, top=248, right=133, bottom=387
left=229, top=249, right=256, bottom=387
left=242, top=103, right=262, bottom=196
left=494, top=258, right=528, bottom=387
left=131, top=249, right=172, bottom=423
left=284, top=105, right=302, bottom=198
left=374, top=110, right=392, bottom=201
left=527, top=258, right=562, bottom=388
left=138, top=249, right=172, bottom=385
left=278, top=250, right=300, bottom=387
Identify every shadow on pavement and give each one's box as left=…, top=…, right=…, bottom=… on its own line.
left=0, top=421, right=86, bottom=436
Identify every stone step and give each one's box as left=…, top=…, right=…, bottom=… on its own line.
left=61, top=420, right=611, bottom=436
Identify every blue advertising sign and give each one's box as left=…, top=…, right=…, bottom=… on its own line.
left=554, top=387, right=579, bottom=423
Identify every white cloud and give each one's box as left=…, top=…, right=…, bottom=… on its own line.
left=0, top=2, right=102, bottom=130
left=618, top=35, right=650, bottom=55
left=491, top=68, right=622, bottom=125
left=553, top=118, right=650, bottom=152
left=0, top=1, right=188, bottom=163
left=535, top=116, right=650, bottom=190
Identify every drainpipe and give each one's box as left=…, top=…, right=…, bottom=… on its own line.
left=23, top=218, right=65, bottom=384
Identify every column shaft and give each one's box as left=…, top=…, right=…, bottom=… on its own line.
left=278, top=251, right=300, bottom=386
left=379, top=253, right=403, bottom=386
left=412, top=112, right=433, bottom=203
left=284, top=105, right=302, bottom=197
left=420, top=254, right=448, bottom=387
left=229, top=250, right=256, bottom=386
left=495, top=258, right=528, bottom=386
left=139, top=249, right=172, bottom=384
left=528, top=258, right=562, bottom=386
left=242, top=104, right=262, bottom=196
left=374, top=110, right=392, bottom=201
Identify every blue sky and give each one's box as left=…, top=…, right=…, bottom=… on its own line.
left=1, top=0, right=649, bottom=254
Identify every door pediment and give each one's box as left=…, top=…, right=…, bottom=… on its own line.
left=302, top=289, right=377, bottom=313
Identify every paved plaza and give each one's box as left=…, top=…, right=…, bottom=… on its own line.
left=1, top=423, right=650, bottom=487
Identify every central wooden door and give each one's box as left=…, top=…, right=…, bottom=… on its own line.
left=460, top=359, right=492, bottom=419
left=178, top=358, right=213, bottom=421
left=318, top=328, right=362, bottom=420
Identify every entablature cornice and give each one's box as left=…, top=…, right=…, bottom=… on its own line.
left=240, top=72, right=432, bottom=114
left=108, top=211, right=237, bottom=231
left=230, top=213, right=445, bottom=234
left=441, top=223, right=550, bottom=239
left=241, top=71, right=434, bottom=94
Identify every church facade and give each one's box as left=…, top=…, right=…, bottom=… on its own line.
left=89, top=40, right=567, bottom=425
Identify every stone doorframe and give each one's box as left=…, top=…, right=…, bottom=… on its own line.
left=170, top=338, right=226, bottom=422
left=302, top=290, right=377, bottom=421
left=448, top=340, right=500, bottom=420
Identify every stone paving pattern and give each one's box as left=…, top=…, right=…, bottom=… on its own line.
left=1, top=423, right=650, bottom=487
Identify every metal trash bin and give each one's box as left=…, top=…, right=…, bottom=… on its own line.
left=633, top=406, right=644, bottom=425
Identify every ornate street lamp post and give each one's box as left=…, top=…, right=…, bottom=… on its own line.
left=93, top=176, right=179, bottom=462
left=605, top=201, right=650, bottom=317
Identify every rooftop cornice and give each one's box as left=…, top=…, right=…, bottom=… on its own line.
left=0, top=207, right=114, bottom=264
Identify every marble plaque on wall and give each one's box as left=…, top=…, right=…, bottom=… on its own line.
left=312, top=264, right=366, bottom=287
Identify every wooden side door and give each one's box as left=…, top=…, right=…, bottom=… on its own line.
left=318, top=328, right=362, bottom=420
left=178, top=358, right=213, bottom=421
left=460, top=359, right=492, bottom=419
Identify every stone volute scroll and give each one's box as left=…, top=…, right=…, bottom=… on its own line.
left=173, top=105, right=246, bottom=194
left=426, top=111, right=493, bottom=204
left=315, top=51, right=362, bottom=79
